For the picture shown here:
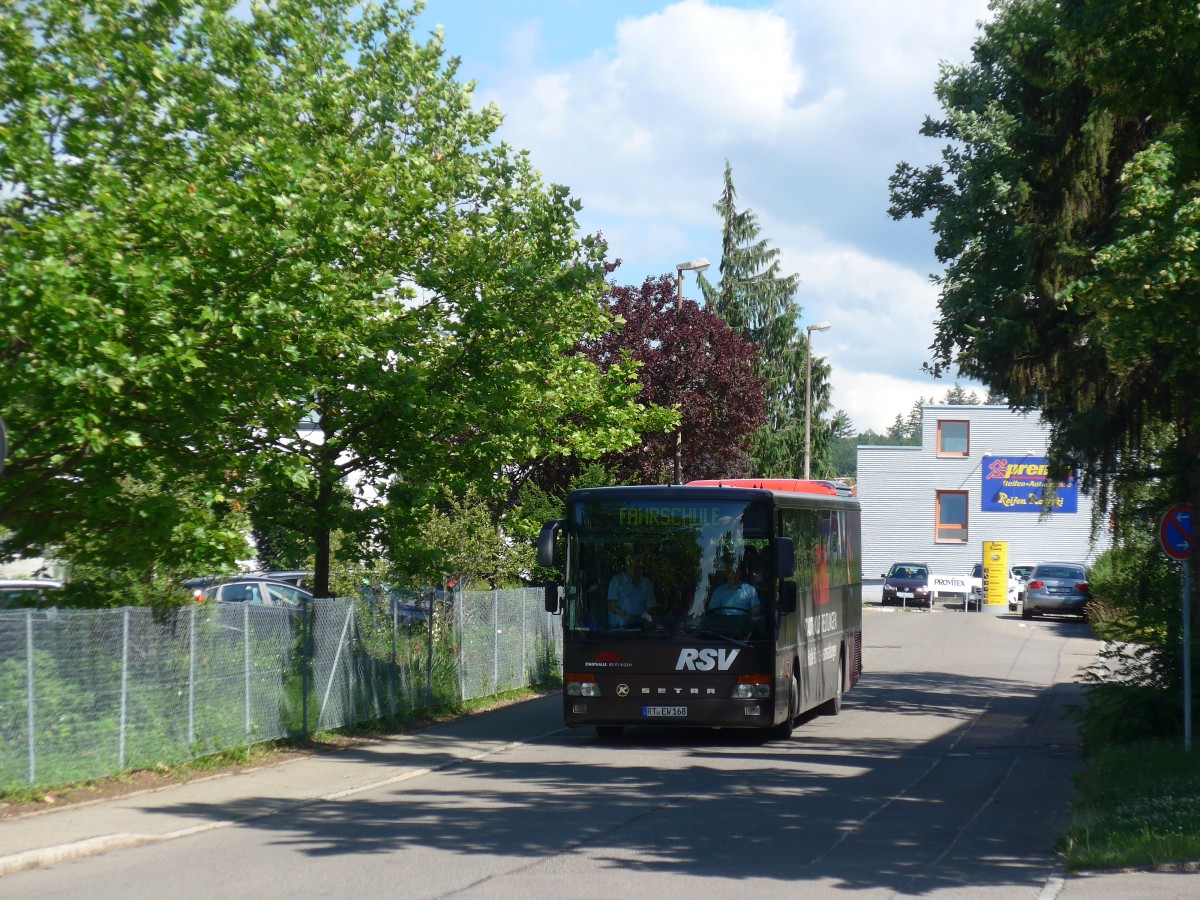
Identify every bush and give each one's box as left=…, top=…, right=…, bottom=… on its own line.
left=1077, top=535, right=1198, bottom=747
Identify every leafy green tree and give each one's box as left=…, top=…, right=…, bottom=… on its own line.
left=698, top=161, right=831, bottom=478
left=508, top=462, right=624, bottom=584
left=888, top=0, right=1200, bottom=604
left=0, top=0, right=268, bottom=579
left=387, top=487, right=532, bottom=591
left=889, top=0, right=1200, bottom=730
left=0, top=0, right=657, bottom=596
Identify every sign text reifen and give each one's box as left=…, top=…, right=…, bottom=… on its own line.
left=981, top=455, right=1079, bottom=513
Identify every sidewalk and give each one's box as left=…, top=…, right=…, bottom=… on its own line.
left=0, top=694, right=566, bottom=877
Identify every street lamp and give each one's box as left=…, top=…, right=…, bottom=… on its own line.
left=674, top=258, right=710, bottom=484
left=804, top=321, right=831, bottom=480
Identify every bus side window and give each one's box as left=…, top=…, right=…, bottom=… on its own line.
left=792, top=509, right=817, bottom=587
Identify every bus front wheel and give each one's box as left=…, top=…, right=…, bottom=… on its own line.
left=768, top=673, right=798, bottom=740
left=818, top=650, right=844, bottom=716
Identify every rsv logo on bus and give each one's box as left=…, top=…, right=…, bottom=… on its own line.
left=676, top=648, right=741, bottom=671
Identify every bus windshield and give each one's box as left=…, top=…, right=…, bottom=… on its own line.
left=565, top=497, right=774, bottom=641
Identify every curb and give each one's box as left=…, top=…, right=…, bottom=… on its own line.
left=0, top=833, right=165, bottom=876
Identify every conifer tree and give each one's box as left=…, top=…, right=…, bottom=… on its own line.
left=698, top=161, right=830, bottom=477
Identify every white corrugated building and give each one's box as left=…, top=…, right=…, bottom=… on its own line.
left=856, top=405, right=1110, bottom=585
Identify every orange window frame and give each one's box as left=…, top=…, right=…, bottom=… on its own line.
left=935, top=490, right=969, bottom=543
left=937, top=419, right=970, bottom=457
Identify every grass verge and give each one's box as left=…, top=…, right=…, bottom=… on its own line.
left=1060, top=738, right=1200, bottom=872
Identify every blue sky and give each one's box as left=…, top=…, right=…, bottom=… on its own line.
left=414, top=0, right=995, bottom=433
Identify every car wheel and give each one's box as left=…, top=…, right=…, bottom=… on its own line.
left=1008, top=602, right=1017, bottom=612
left=1022, top=606, right=1034, bottom=620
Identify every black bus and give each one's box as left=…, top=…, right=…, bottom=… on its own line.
left=538, top=479, right=863, bottom=738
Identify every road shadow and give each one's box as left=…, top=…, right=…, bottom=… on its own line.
left=140, top=661, right=1087, bottom=895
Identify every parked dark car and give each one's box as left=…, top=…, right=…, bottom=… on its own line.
left=1022, top=562, right=1090, bottom=620
left=385, top=587, right=429, bottom=626
left=356, top=584, right=429, bottom=626
left=419, top=576, right=466, bottom=603
left=196, top=578, right=312, bottom=608
left=880, top=563, right=932, bottom=608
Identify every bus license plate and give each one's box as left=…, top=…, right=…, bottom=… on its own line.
left=643, top=706, right=687, bottom=718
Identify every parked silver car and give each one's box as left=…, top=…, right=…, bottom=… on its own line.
left=245, top=570, right=313, bottom=590
left=0, top=578, right=63, bottom=610
left=1022, top=562, right=1090, bottom=620
left=196, top=578, right=312, bottom=608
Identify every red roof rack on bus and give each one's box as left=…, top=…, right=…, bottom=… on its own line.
left=686, top=478, right=840, bottom=496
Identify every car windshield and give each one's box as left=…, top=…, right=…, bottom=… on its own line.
left=889, top=565, right=927, bottom=579
left=1012, top=566, right=1034, bottom=579
left=1036, top=565, right=1085, bottom=580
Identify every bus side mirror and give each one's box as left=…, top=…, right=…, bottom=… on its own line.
left=538, top=520, right=563, bottom=568
left=775, top=537, right=795, bottom=579
left=544, top=584, right=561, bottom=614
left=779, top=581, right=797, bottom=614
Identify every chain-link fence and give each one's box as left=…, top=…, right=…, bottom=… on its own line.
left=0, top=587, right=561, bottom=789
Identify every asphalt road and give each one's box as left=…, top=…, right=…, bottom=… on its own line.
left=3, top=600, right=1182, bottom=899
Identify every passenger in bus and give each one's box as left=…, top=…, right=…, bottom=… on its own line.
left=608, top=556, right=656, bottom=627
left=708, top=557, right=761, bottom=615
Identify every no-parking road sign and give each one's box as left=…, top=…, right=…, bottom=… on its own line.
left=1160, top=504, right=1194, bottom=560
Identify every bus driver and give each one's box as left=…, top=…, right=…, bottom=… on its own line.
left=708, top=557, right=761, bottom=615
left=608, top=556, right=656, bottom=627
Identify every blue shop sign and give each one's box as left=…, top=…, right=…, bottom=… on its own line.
left=981, top=456, right=1078, bottom=513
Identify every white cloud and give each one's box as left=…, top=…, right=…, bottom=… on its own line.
left=609, top=1, right=807, bottom=130
left=488, top=1, right=834, bottom=210
left=831, top=368, right=946, bottom=436
left=768, top=228, right=962, bottom=432
left=452, top=0, right=994, bottom=435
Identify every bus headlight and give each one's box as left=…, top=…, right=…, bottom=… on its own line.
left=566, top=674, right=601, bottom=697
left=733, top=675, right=771, bottom=699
